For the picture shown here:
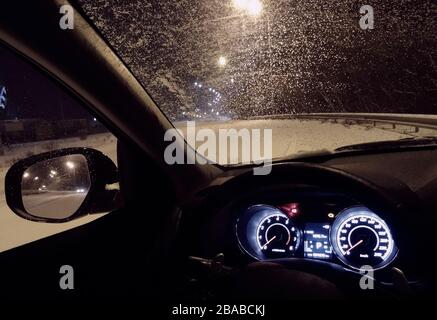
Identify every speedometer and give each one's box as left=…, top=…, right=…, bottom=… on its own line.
left=331, top=207, right=398, bottom=270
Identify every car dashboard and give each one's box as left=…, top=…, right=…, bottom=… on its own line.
left=234, top=191, right=397, bottom=272
left=180, top=148, right=437, bottom=297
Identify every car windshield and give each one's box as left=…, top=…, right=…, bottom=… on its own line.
left=77, top=0, right=437, bottom=162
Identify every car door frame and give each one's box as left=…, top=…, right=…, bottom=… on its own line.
left=0, top=0, right=222, bottom=299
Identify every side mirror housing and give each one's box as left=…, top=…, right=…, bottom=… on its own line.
left=5, top=148, right=121, bottom=223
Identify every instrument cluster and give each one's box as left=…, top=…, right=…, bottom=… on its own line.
left=235, top=194, right=398, bottom=271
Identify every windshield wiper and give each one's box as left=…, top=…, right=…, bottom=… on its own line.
left=335, top=136, right=437, bottom=152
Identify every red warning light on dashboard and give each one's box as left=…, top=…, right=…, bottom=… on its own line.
left=280, top=203, right=300, bottom=217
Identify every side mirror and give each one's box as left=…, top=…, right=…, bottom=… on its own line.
left=5, top=148, right=121, bottom=223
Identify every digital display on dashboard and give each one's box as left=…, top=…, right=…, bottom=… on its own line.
left=303, top=223, right=332, bottom=259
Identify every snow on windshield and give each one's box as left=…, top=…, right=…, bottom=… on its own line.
left=78, top=1, right=437, bottom=121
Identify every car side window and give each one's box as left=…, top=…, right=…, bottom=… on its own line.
left=0, top=44, right=118, bottom=253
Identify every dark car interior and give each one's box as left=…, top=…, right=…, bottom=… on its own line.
left=1, top=1, right=437, bottom=304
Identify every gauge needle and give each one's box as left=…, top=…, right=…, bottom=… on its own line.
left=263, top=236, right=277, bottom=248
left=345, top=239, right=364, bottom=254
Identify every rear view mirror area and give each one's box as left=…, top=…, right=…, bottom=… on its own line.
left=5, top=148, right=121, bottom=223
left=21, top=154, right=91, bottom=220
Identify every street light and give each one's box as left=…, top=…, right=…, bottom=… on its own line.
left=246, top=0, right=263, bottom=16
left=232, top=0, right=263, bottom=16
left=218, top=56, right=227, bottom=67
left=66, top=161, right=75, bottom=169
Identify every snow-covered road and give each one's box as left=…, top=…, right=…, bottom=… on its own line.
left=177, top=119, right=432, bottom=163
left=23, top=192, right=87, bottom=219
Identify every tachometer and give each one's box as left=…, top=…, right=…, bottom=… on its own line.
left=236, top=205, right=302, bottom=260
left=331, top=206, right=397, bottom=270
left=256, top=213, right=301, bottom=258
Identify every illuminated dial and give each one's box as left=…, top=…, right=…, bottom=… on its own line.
left=331, top=207, right=397, bottom=270
left=256, top=213, right=301, bottom=258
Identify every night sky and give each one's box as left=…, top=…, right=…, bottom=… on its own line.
left=0, top=45, right=93, bottom=121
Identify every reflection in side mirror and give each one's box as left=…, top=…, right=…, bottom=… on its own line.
left=5, top=148, right=120, bottom=223
left=21, top=154, right=91, bottom=219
